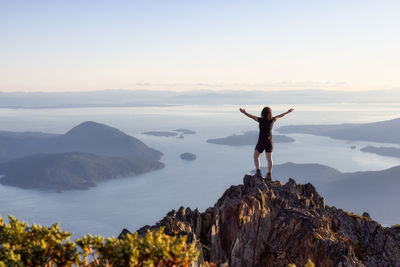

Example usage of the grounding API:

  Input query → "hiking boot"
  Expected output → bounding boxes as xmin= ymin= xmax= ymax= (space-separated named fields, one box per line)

xmin=265 ymin=172 xmax=272 ymax=182
xmin=255 ymin=169 xmax=262 ymax=178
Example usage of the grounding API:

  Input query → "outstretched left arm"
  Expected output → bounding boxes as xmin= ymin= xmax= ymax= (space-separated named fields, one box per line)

xmin=275 ymin=108 xmax=294 ymax=120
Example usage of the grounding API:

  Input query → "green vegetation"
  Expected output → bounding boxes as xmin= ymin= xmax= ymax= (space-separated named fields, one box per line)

xmin=0 ymin=152 xmax=165 ymax=191
xmin=288 ymin=258 xmax=315 ymax=267
xmin=305 ymin=259 xmax=315 ymax=267
xmin=344 ymin=211 xmax=369 ymax=221
xmin=391 ymin=224 xmax=400 ymax=230
xmin=0 ymin=215 xmax=199 ymax=266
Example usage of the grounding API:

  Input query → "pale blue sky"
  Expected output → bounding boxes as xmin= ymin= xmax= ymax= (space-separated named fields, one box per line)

xmin=1 ymin=0 xmax=399 ymax=91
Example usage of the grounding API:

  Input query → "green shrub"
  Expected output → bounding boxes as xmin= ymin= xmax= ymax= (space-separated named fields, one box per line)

xmin=0 ymin=215 xmax=199 ymax=266
xmin=391 ymin=224 xmax=400 ymax=230
xmin=344 ymin=211 xmax=369 ymax=221
xmin=288 ymin=258 xmax=315 ymax=267
xmin=305 ymin=258 xmax=315 ymax=267
xmin=0 ymin=215 xmax=79 ymax=266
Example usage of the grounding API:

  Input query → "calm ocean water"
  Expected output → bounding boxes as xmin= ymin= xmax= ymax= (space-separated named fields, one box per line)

xmin=0 ymin=103 xmax=400 ymax=238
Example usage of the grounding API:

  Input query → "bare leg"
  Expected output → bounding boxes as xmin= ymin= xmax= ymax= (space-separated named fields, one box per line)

xmin=266 ymin=152 xmax=273 ymax=173
xmin=254 ymin=149 xmax=261 ymax=170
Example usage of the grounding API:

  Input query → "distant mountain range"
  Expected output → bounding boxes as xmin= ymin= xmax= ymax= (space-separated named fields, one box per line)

xmin=256 ymin=162 xmax=341 ymax=185
xmin=276 ymin=117 xmax=400 ymax=144
xmin=206 ymin=131 xmax=295 ymax=146
xmin=0 ymin=121 xmax=164 ymax=191
xmin=1 ymin=89 xmax=399 ymax=108
xmin=0 ymin=152 xmax=164 ymax=190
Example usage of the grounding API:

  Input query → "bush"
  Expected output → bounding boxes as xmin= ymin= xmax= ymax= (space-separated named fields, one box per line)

xmin=288 ymin=258 xmax=315 ymax=267
xmin=0 ymin=215 xmax=199 ymax=266
xmin=344 ymin=211 xmax=369 ymax=221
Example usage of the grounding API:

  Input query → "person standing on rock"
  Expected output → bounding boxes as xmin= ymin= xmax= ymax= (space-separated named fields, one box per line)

xmin=240 ymin=106 xmax=294 ymax=182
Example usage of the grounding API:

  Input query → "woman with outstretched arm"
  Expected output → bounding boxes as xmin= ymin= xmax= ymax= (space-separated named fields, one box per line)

xmin=240 ymin=106 xmax=294 ymax=182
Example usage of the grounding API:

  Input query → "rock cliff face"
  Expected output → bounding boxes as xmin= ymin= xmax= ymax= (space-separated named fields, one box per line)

xmin=123 ymin=175 xmax=400 ymax=266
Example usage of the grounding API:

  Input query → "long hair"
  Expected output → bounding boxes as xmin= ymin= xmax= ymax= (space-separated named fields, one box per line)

xmin=261 ymin=106 xmax=272 ymax=120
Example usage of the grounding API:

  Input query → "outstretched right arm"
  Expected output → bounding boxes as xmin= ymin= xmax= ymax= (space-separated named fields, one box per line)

xmin=239 ymin=108 xmax=258 ymax=122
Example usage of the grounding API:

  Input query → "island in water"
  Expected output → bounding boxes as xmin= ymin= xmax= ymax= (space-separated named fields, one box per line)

xmin=142 ymin=129 xmax=196 ymax=137
xmin=206 ymin=131 xmax=295 ymax=146
xmin=173 ymin=129 xmax=196 ymax=134
xmin=276 ymin=117 xmax=400 ymax=144
xmin=180 ymin=153 xmax=196 ymax=161
xmin=142 ymin=131 xmax=178 ymax=137
xmin=0 ymin=121 xmax=163 ymax=163
xmin=360 ymin=146 xmax=400 ymax=158
xmin=0 ymin=152 xmax=165 ymax=191
xmin=0 ymin=121 xmax=164 ymax=191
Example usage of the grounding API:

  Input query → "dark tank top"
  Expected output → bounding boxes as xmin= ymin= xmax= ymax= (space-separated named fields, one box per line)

xmin=257 ymin=116 xmax=276 ymax=143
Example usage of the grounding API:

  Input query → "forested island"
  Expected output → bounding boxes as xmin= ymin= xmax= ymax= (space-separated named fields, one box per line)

xmin=173 ymin=129 xmax=196 ymax=134
xmin=0 ymin=121 xmax=164 ymax=191
xmin=206 ymin=131 xmax=295 ymax=146
xmin=180 ymin=153 xmax=196 ymax=161
xmin=142 ymin=131 xmax=178 ymax=137
xmin=0 ymin=152 xmax=164 ymax=191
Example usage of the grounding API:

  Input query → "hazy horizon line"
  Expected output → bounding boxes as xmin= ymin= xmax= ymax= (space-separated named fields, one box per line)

xmin=1 ymin=86 xmax=399 ymax=94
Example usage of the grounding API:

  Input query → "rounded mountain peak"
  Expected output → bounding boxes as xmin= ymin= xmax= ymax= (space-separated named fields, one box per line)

xmin=65 ymin=121 xmax=124 ymax=137
xmin=59 ymin=121 xmax=163 ymax=160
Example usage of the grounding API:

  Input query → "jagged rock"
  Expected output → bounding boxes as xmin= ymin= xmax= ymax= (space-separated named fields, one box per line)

xmin=118 ymin=228 xmax=132 ymax=239
xmin=122 ymin=175 xmax=400 ymax=266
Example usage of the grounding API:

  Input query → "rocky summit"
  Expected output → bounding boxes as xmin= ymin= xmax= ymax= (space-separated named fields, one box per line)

xmin=122 ymin=175 xmax=400 ymax=267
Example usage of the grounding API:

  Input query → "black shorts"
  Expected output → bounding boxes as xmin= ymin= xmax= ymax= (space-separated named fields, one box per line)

xmin=255 ymin=136 xmax=273 ymax=153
